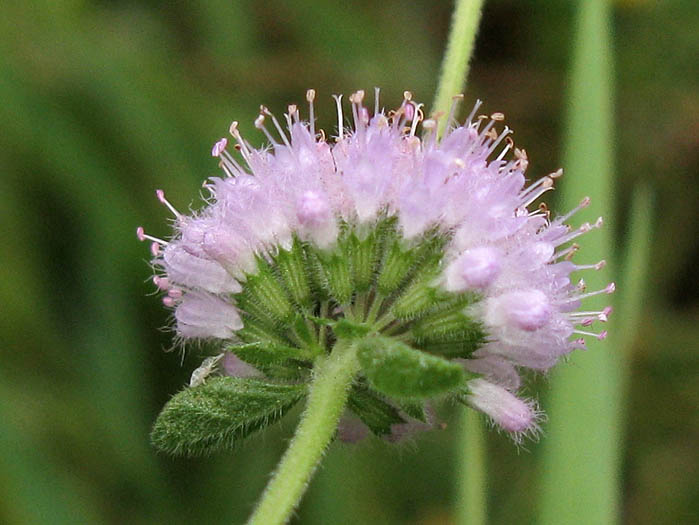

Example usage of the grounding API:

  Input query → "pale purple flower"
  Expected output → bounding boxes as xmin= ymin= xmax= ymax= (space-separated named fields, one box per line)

xmin=138 ymin=90 xmax=613 ymax=438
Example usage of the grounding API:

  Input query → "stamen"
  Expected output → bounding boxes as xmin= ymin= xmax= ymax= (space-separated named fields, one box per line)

xmin=554 ymin=243 xmax=580 ymax=261
xmin=374 ymin=87 xmax=381 ymax=117
xmin=573 ymin=329 xmax=608 ymax=340
xmin=514 ymin=147 xmax=529 ymax=170
xmin=558 ymin=196 xmax=591 ymax=223
xmin=332 ymin=94 xmax=344 ymax=140
xmin=261 ymin=106 xmax=292 ymax=148
xmin=487 ymin=126 xmax=512 ymax=156
xmin=520 ymin=177 xmax=554 ymax=208
xmin=573 ymin=259 xmax=607 ymax=271
xmin=575 ymin=282 xmax=616 ymax=301
xmin=156 ymin=189 xmax=183 ymax=220
xmin=465 ymin=99 xmax=483 ymax=126
xmin=229 ymin=121 xmax=252 ymax=161
xmin=306 ymin=89 xmax=316 ymax=137
xmin=349 ymin=91 xmax=363 ymax=130
xmin=446 ymin=94 xmax=464 ymax=131
xmin=136 ymin=226 xmax=167 ymax=245
xmin=288 ymin=104 xmax=299 ymax=125
xmin=254 ymin=114 xmax=279 ymax=146
xmin=410 ymin=103 xmax=424 ymax=137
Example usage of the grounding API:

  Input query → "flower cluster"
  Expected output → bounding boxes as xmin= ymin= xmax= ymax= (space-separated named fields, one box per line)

xmin=139 ymin=90 xmax=613 ymax=440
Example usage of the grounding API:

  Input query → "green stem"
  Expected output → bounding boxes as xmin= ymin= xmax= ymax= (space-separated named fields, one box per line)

xmin=247 ymin=340 xmax=360 ymax=525
xmin=431 ymin=2 xmax=487 ymax=523
xmin=432 ymin=0 xmax=486 ymax=136
xmin=456 ymin=409 xmax=486 ymax=525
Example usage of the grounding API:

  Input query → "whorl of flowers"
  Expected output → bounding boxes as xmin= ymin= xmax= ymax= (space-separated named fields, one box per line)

xmin=138 ymin=89 xmax=613 ymax=441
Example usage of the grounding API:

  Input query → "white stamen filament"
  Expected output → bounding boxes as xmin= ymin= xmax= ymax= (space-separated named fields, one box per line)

xmin=332 ymin=94 xmax=344 ymax=140
xmin=306 ymin=89 xmax=316 ymax=137
xmin=262 ymin=106 xmax=292 ymax=148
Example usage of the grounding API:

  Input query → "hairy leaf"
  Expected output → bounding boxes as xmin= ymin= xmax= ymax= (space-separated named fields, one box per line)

xmin=151 ymin=377 xmax=306 ymax=457
xmin=357 ymin=336 xmax=466 ymax=399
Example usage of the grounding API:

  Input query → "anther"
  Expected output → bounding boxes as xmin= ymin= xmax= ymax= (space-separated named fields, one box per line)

xmin=153 ymin=276 xmax=169 ymax=290
xmin=491 ymin=112 xmax=505 ymax=121
xmin=211 ymin=138 xmax=228 ymax=157
xmin=150 ymin=242 xmax=160 ymax=257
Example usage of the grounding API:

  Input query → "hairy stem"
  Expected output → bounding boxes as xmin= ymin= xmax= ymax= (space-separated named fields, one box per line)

xmin=432 ymin=0 xmax=486 ymax=136
xmin=247 ymin=339 xmax=360 ymax=525
xmin=456 ymin=409 xmax=486 ymax=525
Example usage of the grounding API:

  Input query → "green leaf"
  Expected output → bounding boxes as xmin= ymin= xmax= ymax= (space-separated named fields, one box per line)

xmin=151 ymin=377 xmax=306 ymax=457
xmin=346 ymin=384 xmax=405 ymax=436
xmin=357 ymin=336 xmax=466 ymax=399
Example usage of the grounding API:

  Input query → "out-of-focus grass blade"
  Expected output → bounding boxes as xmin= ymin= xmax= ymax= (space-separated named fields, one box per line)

xmin=616 ymin=184 xmax=654 ymax=355
xmin=0 ymin=380 xmax=102 ymax=524
xmin=538 ymin=1 xmax=620 ymax=524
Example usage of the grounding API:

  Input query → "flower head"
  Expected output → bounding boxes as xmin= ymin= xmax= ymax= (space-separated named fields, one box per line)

xmin=139 ymin=90 xmax=613 ymax=439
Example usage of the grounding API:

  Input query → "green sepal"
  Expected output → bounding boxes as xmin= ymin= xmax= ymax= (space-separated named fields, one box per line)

xmin=410 ymin=303 xmax=486 ymax=358
xmin=377 ymin=237 xmax=419 ymax=296
xmin=390 ymin=264 xmax=449 ymax=320
xmin=290 ymin=315 xmax=322 ymax=355
xmin=275 ymin=238 xmax=313 ymax=310
xmin=399 ymin=400 xmax=428 ymax=423
xmin=346 ymin=384 xmax=405 ymax=437
xmin=236 ymin=316 xmax=293 ymax=348
xmin=313 ymin=249 xmax=353 ymax=305
xmin=151 ymin=377 xmax=306 ymax=457
xmin=228 ymin=342 xmax=314 ymax=365
xmin=357 ymin=335 xmax=466 ymax=399
xmin=332 ymin=318 xmax=371 ymax=340
xmin=348 ymin=229 xmax=379 ymax=293
xmin=236 ymin=259 xmax=293 ymax=323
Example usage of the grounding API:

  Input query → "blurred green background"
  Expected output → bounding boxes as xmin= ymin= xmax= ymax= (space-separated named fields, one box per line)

xmin=1 ymin=0 xmax=697 ymax=523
